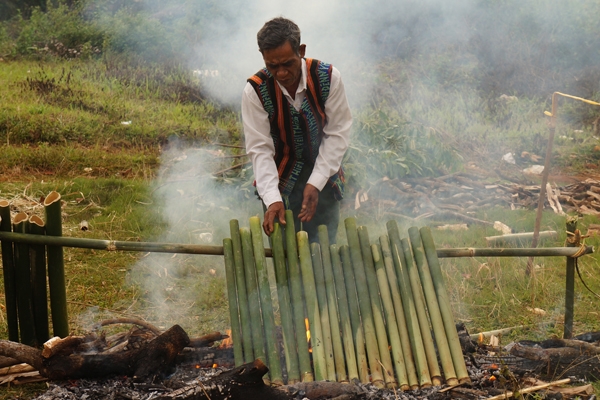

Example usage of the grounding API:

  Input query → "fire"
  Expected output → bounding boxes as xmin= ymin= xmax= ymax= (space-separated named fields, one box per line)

xmin=219 ymin=329 xmax=233 ymax=349
xmin=195 ymin=364 xmax=200 ymax=369
xmin=305 ymin=318 xmax=312 ymax=353
xmin=212 ymin=363 xmax=218 ymax=369
xmin=305 ymin=318 xmax=311 ymax=342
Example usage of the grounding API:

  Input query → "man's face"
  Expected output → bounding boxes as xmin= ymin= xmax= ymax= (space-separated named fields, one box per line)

xmin=262 ymin=41 xmax=306 ymax=92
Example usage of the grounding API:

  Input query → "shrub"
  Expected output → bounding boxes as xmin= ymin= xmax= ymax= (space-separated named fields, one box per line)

xmin=15 ymin=2 xmax=103 ymax=58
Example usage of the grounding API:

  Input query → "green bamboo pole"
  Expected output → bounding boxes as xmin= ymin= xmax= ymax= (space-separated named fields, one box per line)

xmin=339 ymin=245 xmax=369 ymax=383
xmin=284 ymin=210 xmax=313 ymax=382
xmin=400 ymin=237 xmax=441 ymax=385
xmin=239 ymin=227 xmax=266 ymax=370
xmin=408 ymin=227 xmax=455 ymax=386
xmin=223 ymin=238 xmax=244 ymax=366
xmin=436 ymin=247 xmax=593 ymax=258
xmin=13 ymin=213 xmax=36 ymax=346
xmin=356 ymin=226 xmax=396 ymax=388
xmin=0 ymin=200 xmax=19 ymax=342
xmin=379 ymin=235 xmax=419 ymax=390
xmin=310 ymin=242 xmax=336 ymax=381
xmin=44 ymin=191 xmax=69 ymax=338
xmin=297 ymin=231 xmax=327 ymax=381
xmin=420 ymin=227 xmax=471 ymax=384
xmin=318 ymin=226 xmax=347 ymax=383
xmin=229 ymin=220 xmax=254 ymax=364
xmin=330 ymin=244 xmax=359 ymax=382
xmin=29 ymin=215 xmax=50 ymax=345
xmin=272 ymin=223 xmax=300 ymax=384
xmin=249 ymin=216 xmax=283 ymax=386
xmin=371 ymin=243 xmax=409 ymax=390
xmin=0 ymin=230 xmax=590 ymax=259
xmin=344 ymin=218 xmax=384 ymax=388
xmin=386 ymin=220 xmax=431 ymax=388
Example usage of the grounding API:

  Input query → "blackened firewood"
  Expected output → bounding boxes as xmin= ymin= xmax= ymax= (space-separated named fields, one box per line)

xmin=0 ymin=325 xmax=190 ymax=381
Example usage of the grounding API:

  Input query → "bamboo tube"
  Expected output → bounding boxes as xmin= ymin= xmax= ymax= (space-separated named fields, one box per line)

xmin=249 ymin=216 xmax=283 ymax=386
xmin=386 ymin=220 xmax=431 ymax=388
xmin=239 ymin=228 xmax=267 ymax=369
xmin=408 ymin=227 xmax=455 ymax=386
xmin=284 ymin=210 xmax=313 ymax=382
xmin=13 ymin=213 xmax=36 ymax=346
xmin=486 ymin=378 xmax=571 ymax=400
xmin=318 ymin=226 xmax=347 ymax=383
xmin=229 ymin=220 xmax=254 ymax=364
xmin=485 ymin=231 xmax=557 ymax=247
xmin=29 ymin=215 xmax=50 ymax=345
xmin=223 ymin=238 xmax=244 ymax=366
xmin=271 ymin=223 xmax=300 ymax=384
xmin=310 ymin=242 xmax=336 ymax=382
xmin=356 ymin=226 xmax=396 ymax=388
xmin=379 ymin=235 xmax=419 ymax=390
xmin=344 ymin=218 xmax=384 ymax=388
xmin=0 ymin=200 xmax=19 ymax=342
xmin=43 ymin=192 xmax=69 ymax=338
xmin=330 ymin=244 xmax=359 ymax=382
xmin=371 ymin=243 xmax=409 ymax=390
xmin=339 ymin=245 xmax=369 ymax=383
xmin=297 ymin=231 xmax=327 ymax=381
xmin=0 ymin=230 xmax=590 ymax=259
xmin=400 ymin=237 xmax=441 ymax=384
xmin=420 ymin=227 xmax=471 ymax=384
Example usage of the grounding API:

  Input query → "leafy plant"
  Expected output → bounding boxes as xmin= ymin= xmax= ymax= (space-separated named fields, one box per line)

xmin=345 ymin=104 xmax=463 ymax=190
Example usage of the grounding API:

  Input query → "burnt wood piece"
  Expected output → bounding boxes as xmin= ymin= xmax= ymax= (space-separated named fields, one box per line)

xmin=157 ymin=359 xmax=366 ymax=400
xmin=188 ymin=331 xmax=229 ymax=348
xmin=0 ymin=325 xmax=190 ymax=380
xmin=509 ymin=339 xmax=600 ymax=380
xmin=42 ymin=333 xmax=105 ymax=358
xmin=0 ymin=356 xmax=21 ymax=369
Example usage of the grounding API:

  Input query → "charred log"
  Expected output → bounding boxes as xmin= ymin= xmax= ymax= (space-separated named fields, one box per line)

xmin=509 ymin=338 xmax=600 ymax=380
xmin=0 ymin=324 xmax=190 ymax=380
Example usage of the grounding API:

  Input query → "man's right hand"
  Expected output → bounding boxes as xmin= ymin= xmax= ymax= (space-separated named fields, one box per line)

xmin=263 ymin=201 xmax=286 ymax=236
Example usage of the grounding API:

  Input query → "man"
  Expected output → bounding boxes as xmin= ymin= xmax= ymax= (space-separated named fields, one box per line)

xmin=242 ymin=17 xmax=352 ymax=244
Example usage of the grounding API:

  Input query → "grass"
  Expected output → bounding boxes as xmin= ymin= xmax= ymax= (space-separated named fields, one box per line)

xmin=1 ymin=56 xmax=600 ymax=398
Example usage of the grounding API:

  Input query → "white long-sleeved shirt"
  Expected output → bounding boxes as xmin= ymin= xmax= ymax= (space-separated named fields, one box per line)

xmin=242 ymin=59 xmax=352 ymax=208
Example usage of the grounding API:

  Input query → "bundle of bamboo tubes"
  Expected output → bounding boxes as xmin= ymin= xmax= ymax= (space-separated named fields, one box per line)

xmin=0 ymin=192 xmax=69 ymax=345
xmin=223 ymin=213 xmax=470 ymax=389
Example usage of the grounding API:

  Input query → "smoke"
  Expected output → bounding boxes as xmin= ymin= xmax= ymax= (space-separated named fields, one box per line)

xmin=82 ymin=0 xmax=600 ymax=330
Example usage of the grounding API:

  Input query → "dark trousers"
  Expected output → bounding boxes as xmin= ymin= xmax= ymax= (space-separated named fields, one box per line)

xmin=287 ymin=166 xmax=340 ymax=244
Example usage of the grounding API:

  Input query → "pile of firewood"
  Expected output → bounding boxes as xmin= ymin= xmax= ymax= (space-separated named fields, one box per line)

xmin=353 ymin=170 xmax=600 ymax=224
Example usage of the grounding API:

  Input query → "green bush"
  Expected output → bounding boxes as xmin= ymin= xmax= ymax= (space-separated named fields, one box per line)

xmin=15 ymin=3 xmax=103 ymax=58
xmin=345 ymin=105 xmax=463 ymax=189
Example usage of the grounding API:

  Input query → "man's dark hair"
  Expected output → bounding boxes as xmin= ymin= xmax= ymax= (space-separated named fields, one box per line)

xmin=257 ymin=17 xmax=301 ymax=54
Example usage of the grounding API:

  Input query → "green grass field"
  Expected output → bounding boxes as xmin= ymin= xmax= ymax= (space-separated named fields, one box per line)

xmin=1 ymin=57 xmax=600 ymax=399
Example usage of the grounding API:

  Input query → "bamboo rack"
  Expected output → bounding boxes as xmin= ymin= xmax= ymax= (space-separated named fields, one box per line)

xmin=0 ymin=192 xmax=594 ymax=387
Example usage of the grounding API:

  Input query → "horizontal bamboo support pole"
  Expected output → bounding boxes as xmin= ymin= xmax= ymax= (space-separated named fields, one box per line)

xmin=436 ymin=246 xmax=593 ymax=258
xmin=0 ymin=231 xmax=591 ymax=259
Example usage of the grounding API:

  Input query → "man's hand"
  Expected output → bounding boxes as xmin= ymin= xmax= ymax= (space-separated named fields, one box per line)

xmin=298 ymin=184 xmax=319 ymax=222
xmin=263 ymin=201 xmax=286 ymax=236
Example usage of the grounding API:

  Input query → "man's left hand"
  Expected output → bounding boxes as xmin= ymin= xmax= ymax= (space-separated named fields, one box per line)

xmin=298 ymin=184 xmax=319 ymax=222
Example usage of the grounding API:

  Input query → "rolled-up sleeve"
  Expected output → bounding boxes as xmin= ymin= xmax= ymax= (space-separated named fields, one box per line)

xmin=307 ymin=66 xmax=352 ymax=191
